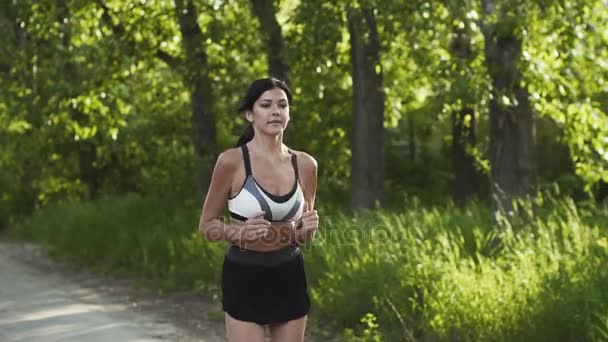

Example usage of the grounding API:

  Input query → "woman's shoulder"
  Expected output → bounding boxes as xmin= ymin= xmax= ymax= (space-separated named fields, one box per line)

xmin=289 ymin=149 xmax=318 ymax=170
xmin=215 ymin=147 xmax=242 ymax=171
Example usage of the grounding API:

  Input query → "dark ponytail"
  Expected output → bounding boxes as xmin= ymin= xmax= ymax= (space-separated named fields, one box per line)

xmin=234 ymin=77 xmax=292 ymax=148
xmin=235 ymin=123 xmax=255 ymax=147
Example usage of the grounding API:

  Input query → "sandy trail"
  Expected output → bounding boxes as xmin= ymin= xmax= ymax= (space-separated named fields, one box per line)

xmin=0 ymin=239 xmax=225 ymax=342
xmin=0 ymin=238 xmax=335 ymax=342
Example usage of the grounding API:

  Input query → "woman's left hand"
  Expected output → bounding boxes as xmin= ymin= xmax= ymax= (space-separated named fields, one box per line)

xmin=296 ymin=203 xmax=319 ymax=243
xmin=298 ymin=209 xmax=319 ymax=232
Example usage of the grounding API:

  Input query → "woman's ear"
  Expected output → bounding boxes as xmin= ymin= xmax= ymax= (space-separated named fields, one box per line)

xmin=245 ymin=110 xmax=253 ymax=123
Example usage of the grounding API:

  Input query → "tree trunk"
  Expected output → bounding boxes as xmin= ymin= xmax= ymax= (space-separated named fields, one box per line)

xmin=451 ymin=108 xmax=479 ymax=206
xmin=449 ymin=23 xmax=478 ymax=206
xmin=408 ymin=116 xmax=416 ymax=163
xmin=249 ymin=0 xmax=290 ymax=85
xmin=1 ymin=3 xmax=37 ymax=223
xmin=175 ymin=0 xmax=216 ymax=192
xmin=0 ymin=3 xmax=18 ymax=75
xmin=57 ymin=2 xmax=100 ymax=198
xmin=347 ymin=6 xmax=385 ymax=210
xmin=598 ymin=181 xmax=608 ymax=205
xmin=481 ymin=0 xmax=537 ymax=214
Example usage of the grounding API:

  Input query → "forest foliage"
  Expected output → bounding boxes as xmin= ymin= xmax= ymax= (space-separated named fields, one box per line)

xmin=2 ymin=0 xmax=608 ymax=340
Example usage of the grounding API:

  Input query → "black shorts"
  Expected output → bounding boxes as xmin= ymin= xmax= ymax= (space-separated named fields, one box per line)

xmin=221 ymin=252 xmax=311 ymax=325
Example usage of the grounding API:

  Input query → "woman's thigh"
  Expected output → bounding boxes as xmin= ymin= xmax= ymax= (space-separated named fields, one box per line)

xmin=225 ymin=312 xmax=266 ymax=342
xmin=269 ymin=316 xmax=307 ymax=342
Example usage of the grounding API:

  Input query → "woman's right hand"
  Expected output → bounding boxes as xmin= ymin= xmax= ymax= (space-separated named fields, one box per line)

xmin=230 ymin=211 xmax=270 ymax=246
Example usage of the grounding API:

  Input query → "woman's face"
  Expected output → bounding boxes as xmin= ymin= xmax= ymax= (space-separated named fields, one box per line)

xmin=247 ymin=87 xmax=290 ymax=137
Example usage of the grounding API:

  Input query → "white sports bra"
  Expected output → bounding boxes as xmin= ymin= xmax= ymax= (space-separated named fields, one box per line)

xmin=227 ymin=144 xmax=304 ymax=222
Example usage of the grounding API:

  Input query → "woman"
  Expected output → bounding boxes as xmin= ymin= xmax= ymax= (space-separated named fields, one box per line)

xmin=198 ymin=77 xmax=319 ymax=342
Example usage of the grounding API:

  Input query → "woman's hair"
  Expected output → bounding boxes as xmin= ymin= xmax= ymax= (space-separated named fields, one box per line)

xmin=235 ymin=78 xmax=292 ymax=147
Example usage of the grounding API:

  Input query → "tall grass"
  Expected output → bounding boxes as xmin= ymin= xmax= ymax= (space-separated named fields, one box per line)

xmin=9 ymin=195 xmax=225 ymax=292
xmin=310 ymin=197 xmax=608 ymax=341
xmin=8 ymin=194 xmax=608 ymax=341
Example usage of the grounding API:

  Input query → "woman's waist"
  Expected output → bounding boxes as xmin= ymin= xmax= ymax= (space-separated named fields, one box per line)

xmin=225 ymin=245 xmax=301 ymax=267
xmin=227 ymin=219 xmax=299 ymax=249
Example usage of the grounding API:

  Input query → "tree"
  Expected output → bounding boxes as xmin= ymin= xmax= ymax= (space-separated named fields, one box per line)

xmin=96 ymin=0 xmax=217 ymax=192
xmin=57 ymin=1 xmax=101 ymax=198
xmin=175 ymin=0 xmax=217 ymax=191
xmin=347 ymin=3 xmax=385 ymax=209
xmin=480 ymin=0 xmax=537 ymax=213
xmin=249 ymin=0 xmax=290 ymax=84
xmin=447 ymin=2 xmax=481 ymax=206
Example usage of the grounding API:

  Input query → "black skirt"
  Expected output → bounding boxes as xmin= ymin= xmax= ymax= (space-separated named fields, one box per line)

xmin=221 ymin=252 xmax=311 ymax=325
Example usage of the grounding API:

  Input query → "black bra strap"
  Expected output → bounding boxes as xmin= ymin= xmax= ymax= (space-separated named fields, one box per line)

xmin=290 ymin=151 xmax=299 ymax=180
xmin=244 ymin=145 xmax=298 ymax=180
xmin=241 ymin=144 xmax=252 ymax=176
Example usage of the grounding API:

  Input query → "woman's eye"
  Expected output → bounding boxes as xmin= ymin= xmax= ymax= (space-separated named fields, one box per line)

xmin=280 ymin=104 xmax=288 ymax=108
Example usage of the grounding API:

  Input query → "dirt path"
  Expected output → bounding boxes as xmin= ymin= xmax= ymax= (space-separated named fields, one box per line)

xmin=0 ymin=239 xmax=226 ymax=342
xmin=0 ymin=238 xmax=336 ymax=342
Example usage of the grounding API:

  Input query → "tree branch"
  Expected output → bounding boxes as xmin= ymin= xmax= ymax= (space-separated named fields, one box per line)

xmin=155 ymin=50 xmax=178 ymax=67
xmin=94 ymin=0 xmax=180 ymax=69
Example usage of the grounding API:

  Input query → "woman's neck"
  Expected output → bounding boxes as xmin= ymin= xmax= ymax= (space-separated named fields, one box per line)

xmin=249 ymin=134 xmax=287 ymax=160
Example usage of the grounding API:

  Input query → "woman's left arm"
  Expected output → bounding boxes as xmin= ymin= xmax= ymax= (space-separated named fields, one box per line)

xmin=295 ymin=152 xmax=319 ymax=244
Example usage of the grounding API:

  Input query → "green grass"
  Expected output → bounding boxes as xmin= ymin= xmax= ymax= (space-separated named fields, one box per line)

xmin=9 ymin=195 xmax=225 ymax=292
xmin=8 ymin=194 xmax=608 ymax=341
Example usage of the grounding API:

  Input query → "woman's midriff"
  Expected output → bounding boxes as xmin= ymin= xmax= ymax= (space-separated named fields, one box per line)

xmin=230 ymin=220 xmax=297 ymax=252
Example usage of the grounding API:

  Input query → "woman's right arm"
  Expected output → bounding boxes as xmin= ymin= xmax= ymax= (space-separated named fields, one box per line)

xmin=198 ymin=150 xmax=239 ymax=242
xmin=198 ymin=150 xmax=270 ymax=244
